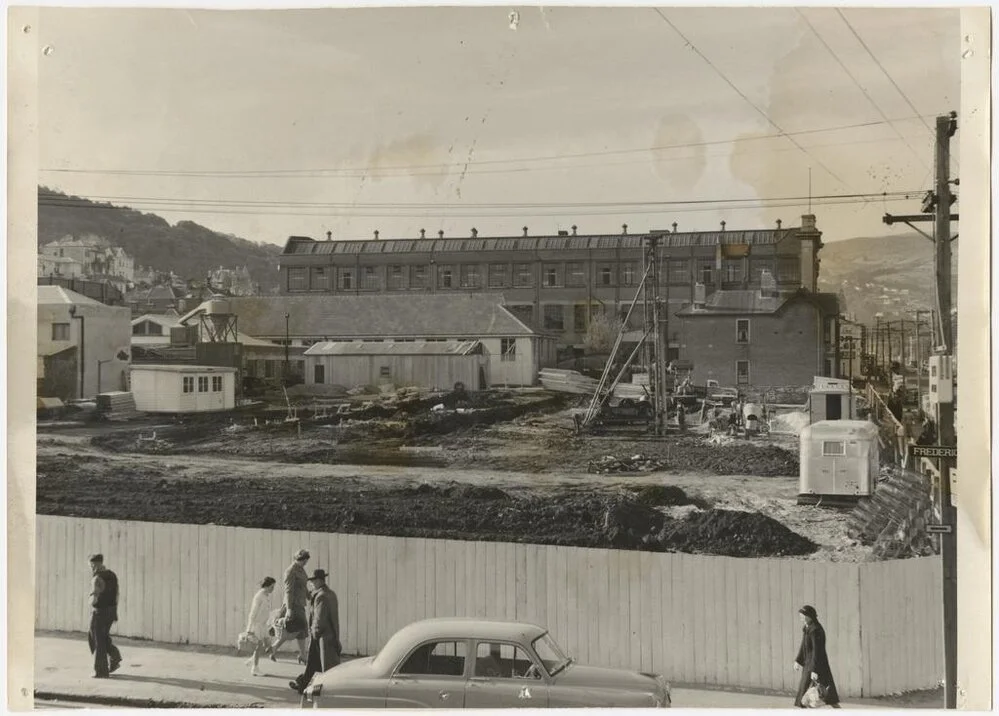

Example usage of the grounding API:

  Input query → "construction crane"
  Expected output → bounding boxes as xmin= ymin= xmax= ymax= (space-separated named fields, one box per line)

xmin=576 ymin=235 xmax=671 ymax=435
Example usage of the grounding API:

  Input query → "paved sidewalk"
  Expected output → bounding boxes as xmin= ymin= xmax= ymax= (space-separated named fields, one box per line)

xmin=35 ymin=632 xmax=941 ymax=709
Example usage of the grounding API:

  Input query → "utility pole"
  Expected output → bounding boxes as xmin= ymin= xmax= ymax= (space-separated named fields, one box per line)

xmin=934 ymin=113 xmax=958 ymax=711
xmin=883 ymin=112 xmax=958 ymax=708
xmin=874 ymin=316 xmax=881 ymax=378
xmin=644 ymin=235 xmax=667 ymax=436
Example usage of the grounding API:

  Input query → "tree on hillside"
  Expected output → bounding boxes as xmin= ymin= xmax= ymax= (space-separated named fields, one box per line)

xmin=583 ymin=309 xmax=623 ymax=354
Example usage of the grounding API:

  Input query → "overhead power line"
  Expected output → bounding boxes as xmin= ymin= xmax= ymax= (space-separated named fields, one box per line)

xmin=39 ymin=116 xmax=934 ymax=180
xmin=652 ymin=8 xmax=851 ymax=190
xmin=835 ymin=9 xmax=933 ymax=135
xmin=38 ymin=190 xmax=920 ymax=220
xmin=796 ymin=9 xmax=930 ymax=172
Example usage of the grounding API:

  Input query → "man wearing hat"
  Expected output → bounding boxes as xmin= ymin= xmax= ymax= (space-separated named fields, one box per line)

xmin=87 ymin=554 xmax=122 ymax=678
xmin=289 ymin=568 xmax=342 ymax=694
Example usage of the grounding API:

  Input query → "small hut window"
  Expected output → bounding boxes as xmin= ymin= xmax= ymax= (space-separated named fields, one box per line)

xmin=822 ymin=440 xmax=846 ymax=457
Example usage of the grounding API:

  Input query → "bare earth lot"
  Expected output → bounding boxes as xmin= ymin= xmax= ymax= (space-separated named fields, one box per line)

xmin=37 ymin=392 xmax=872 ymax=562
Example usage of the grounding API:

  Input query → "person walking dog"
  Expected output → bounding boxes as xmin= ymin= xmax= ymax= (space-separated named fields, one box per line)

xmin=289 ymin=569 xmax=342 ymax=694
xmin=87 ymin=554 xmax=122 ymax=678
xmin=793 ymin=605 xmax=840 ymax=708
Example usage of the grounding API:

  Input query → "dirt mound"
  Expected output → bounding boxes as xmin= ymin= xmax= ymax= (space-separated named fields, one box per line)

xmin=659 ymin=509 xmax=817 ymax=557
xmin=629 ymin=484 xmax=695 ymax=507
xmin=405 ymin=482 xmax=511 ymax=501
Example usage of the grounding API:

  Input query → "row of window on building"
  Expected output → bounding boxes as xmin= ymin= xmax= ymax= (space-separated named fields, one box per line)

xmin=286 ymin=258 xmax=802 ymax=292
xmin=181 ymin=375 xmax=225 ymax=394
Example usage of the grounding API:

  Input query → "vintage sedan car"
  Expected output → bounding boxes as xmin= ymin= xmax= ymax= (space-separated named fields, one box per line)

xmin=301 ymin=617 xmax=671 ymax=708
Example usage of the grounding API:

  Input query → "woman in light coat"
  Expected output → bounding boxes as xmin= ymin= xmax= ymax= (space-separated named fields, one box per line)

xmin=244 ymin=577 xmax=276 ymax=676
xmin=793 ymin=605 xmax=841 ymax=708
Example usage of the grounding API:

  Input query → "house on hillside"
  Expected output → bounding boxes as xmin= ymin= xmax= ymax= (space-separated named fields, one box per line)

xmin=674 ymin=284 xmax=840 ymax=388
xmin=38 ymin=285 xmax=132 ymax=400
xmin=125 ymin=284 xmax=180 ymax=316
xmin=178 ymin=293 xmax=556 ymax=387
xmin=42 ymin=235 xmax=135 ymax=282
xmin=38 ymin=255 xmax=84 ymax=280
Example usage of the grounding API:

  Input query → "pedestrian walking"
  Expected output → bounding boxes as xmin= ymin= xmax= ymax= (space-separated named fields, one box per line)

xmin=273 ymin=549 xmax=310 ymax=663
xmin=792 ymin=605 xmax=840 ymax=708
xmin=241 ymin=576 xmax=276 ymax=676
xmin=87 ymin=554 xmax=122 ymax=679
xmin=289 ymin=569 xmax=342 ymax=694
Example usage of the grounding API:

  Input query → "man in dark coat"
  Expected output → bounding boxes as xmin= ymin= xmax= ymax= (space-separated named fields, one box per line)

xmin=87 ymin=554 xmax=122 ymax=678
xmin=289 ymin=569 xmax=342 ymax=694
xmin=793 ymin=605 xmax=840 ymax=708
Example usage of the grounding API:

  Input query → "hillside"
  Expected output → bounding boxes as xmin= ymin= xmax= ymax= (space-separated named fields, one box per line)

xmin=818 ymin=233 xmax=958 ymax=325
xmin=37 ymin=187 xmax=282 ymax=292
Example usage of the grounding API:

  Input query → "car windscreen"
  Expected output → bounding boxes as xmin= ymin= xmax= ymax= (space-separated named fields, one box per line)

xmin=531 ymin=632 xmax=570 ymax=676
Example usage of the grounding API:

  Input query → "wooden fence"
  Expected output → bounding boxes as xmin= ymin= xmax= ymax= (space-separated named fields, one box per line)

xmin=35 ymin=515 xmax=942 ymax=697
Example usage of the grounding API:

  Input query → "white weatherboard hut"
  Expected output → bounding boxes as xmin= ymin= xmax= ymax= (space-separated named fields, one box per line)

xmin=130 ymin=364 xmax=237 ymax=413
xmin=798 ymin=419 xmax=880 ymax=505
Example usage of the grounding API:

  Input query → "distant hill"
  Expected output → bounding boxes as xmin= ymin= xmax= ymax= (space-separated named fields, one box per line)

xmin=818 ymin=233 xmax=958 ymax=325
xmin=37 ymin=187 xmax=282 ymax=292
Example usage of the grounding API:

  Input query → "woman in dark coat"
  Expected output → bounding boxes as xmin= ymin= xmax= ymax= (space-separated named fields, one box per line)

xmin=793 ymin=605 xmax=840 ymax=708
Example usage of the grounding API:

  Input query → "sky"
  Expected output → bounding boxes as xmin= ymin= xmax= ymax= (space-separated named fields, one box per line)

xmin=36 ymin=6 xmax=962 ymax=247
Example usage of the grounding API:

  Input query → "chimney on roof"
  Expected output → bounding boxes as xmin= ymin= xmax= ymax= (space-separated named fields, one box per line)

xmin=622 ymin=224 xmax=628 ymax=235
xmin=571 ymin=225 xmax=577 ymax=236
xmin=326 ymin=231 xmax=332 ymax=241
xmin=522 ymin=226 xmax=529 ymax=237
xmin=720 ymin=220 xmax=726 ymax=231
xmin=438 ymin=230 xmax=445 ymax=238
xmin=420 ymin=228 xmax=426 ymax=239
xmin=693 ymin=282 xmax=706 ymax=308
xmin=672 ymin=222 xmax=678 ymax=233
xmin=471 ymin=227 xmax=478 ymax=238
xmin=557 ymin=230 xmax=568 ymax=237
xmin=801 ymin=214 xmax=816 ymax=231
xmin=776 ymin=219 xmax=783 ymax=229
xmin=374 ymin=230 xmax=380 ymax=240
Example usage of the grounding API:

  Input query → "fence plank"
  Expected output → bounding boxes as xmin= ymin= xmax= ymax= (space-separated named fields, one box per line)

xmin=650 ymin=553 xmax=664 ymax=678
xmin=637 ymin=552 xmax=652 ymax=673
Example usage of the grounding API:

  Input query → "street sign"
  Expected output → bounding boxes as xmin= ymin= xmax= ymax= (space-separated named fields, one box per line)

xmin=927 ymin=524 xmax=953 ymax=535
xmin=911 ymin=445 xmax=958 ymax=459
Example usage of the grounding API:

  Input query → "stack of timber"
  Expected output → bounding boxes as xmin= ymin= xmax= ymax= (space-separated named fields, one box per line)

xmin=95 ymin=391 xmax=143 ymax=422
xmin=846 ymin=466 xmax=938 ymax=559
xmin=539 ymin=369 xmax=648 ymax=400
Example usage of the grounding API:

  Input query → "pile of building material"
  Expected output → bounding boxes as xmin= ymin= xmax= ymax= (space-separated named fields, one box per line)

xmin=588 ymin=453 xmax=669 ymax=474
xmin=846 ymin=466 xmax=938 ymax=559
xmin=539 ymin=368 xmax=647 ymax=399
xmin=768 ymin=409 xmax=811 ymax=436
xmin=95 ymin=391 xmax=142 ymax=422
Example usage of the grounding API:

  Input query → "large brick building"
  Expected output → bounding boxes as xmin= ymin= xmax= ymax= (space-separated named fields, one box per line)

xmin=277 ymin=214 xmax=840 ymax=386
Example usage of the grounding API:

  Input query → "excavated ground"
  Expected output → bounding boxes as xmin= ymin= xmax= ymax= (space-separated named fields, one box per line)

xmin=36 ymin=451 xmax=816 ymax=557
xmin=36 ymin=389 xmax=869 ymax=561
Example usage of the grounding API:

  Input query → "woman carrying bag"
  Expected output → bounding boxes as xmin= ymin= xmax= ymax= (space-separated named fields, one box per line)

xmin=793 ymin=605 xmax=841 ymax=708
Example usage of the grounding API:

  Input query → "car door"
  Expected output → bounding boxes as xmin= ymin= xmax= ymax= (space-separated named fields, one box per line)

xmin=464 ymin=641 xmax=549 ymax=708
xmin=384 ymin=639 xmax=469 ymax=709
